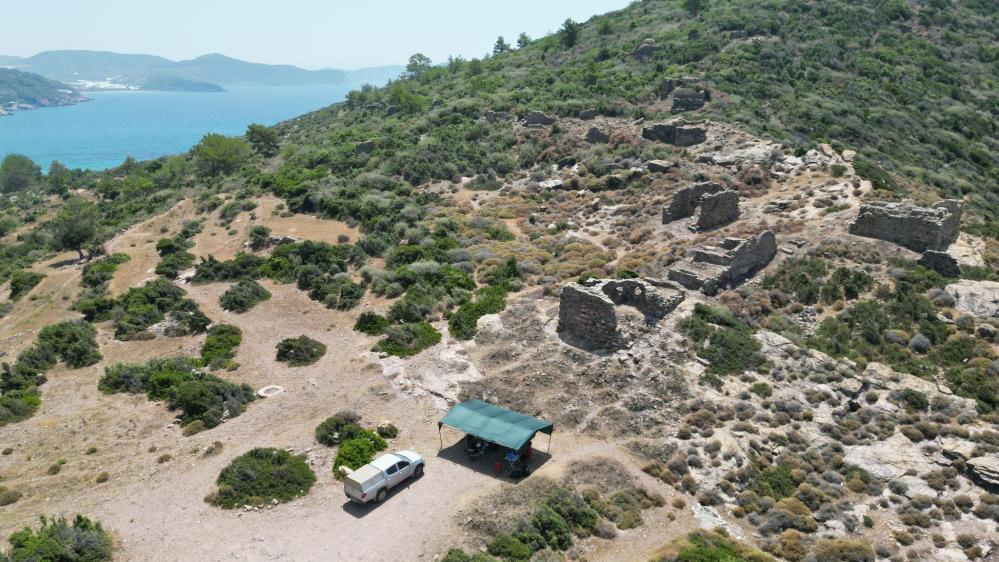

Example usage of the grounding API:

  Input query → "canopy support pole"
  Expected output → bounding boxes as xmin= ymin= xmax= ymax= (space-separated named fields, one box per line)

xmin=438 ymin=424 xmax=443 ymax=450
xmin=547 ymin=432 xmax=552 ymax=454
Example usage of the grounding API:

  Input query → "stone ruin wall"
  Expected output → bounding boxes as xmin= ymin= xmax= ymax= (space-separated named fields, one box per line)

xmin=848 ymin=200 xmax=963 ymax=252
xmin=557 ymin=279 xmax=685 ymax=350
xmin=662 ymin=182 xmax=740 ymax=231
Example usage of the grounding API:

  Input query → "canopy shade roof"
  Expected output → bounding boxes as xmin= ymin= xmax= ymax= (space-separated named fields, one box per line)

xmin=439 ymin=400 xmax=553 ymax=451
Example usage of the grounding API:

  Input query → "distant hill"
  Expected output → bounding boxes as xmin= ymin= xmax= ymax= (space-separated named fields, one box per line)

xmin=1 ymin=50 xmax=403 ymax=90
xmin=139 ymin=75 xmax=224 ymax=92
xmin=0 ymin=68 xmax=88 ymax=114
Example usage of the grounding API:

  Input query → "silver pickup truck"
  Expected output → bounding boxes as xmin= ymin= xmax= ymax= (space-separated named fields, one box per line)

xmin=344 ymin=450 xmax=425 ymax=503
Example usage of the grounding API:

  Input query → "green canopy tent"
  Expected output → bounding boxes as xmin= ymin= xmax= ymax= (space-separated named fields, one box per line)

xmin=438 ymin=399 xmax=553 ymax=452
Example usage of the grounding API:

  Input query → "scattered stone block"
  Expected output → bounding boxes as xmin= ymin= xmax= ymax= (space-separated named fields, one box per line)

xmin=585 ymin=127 xmax=609 ymax=144
xmin=355 ymin=140 xmax=375 ymax=155
xmin=557 ymin=278 xmax=685 ymax=350
xmin=667 ymin=231 xmax=777 ymax=295
xmin=917 ymin=250 xmax=961 ymax=278
xmin=524 ymin=111 xmax=557 ymax=126
xmin=671 ymin=87 xmax=707 ymax=112
xmin=578 ymin=109 xmax=597 ymax=120
xmin=647 ymin=160 xmax=676 ymax=173
xmin=945 ymin=279 xmax=999 ymax=320
xmin=849 ymin=199 xmax=962 ymax=252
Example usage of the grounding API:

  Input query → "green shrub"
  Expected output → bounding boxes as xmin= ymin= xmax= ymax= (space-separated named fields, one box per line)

xmin=354 ymin=311 xmax=389 ymax=335
xmin=208 ymin=448 xmax=316 ymax=508
xmin=449 ymin=285 xmax=508 ymax=340
xmin=544 ymin=489 xmax=600 ymax=537
xmin=314 ymin=411 xmax=361 ymax=446
xmin=200 ymin=324 xmax=242 ymax=369
xmin=80 ymin=253 xmax=131 ymax=291
xmin=332 ymin=431 xmax=388 ymax=476
xmin=442 ymin=549 xmax=471 ymax=562
xmin=99 ymin=357 xmax=255 ymax=428
xmin=97 ymin=278 xmax=209 ymax=339
xmin=276 ymin=335 xmax=327 ymax=366
xmin=8 ymin=270 xmax=44 ymax=300
xmin=219 ymin=279 xmax=272 ymax=313
xmin=6 ymin=515 xmax=112 ymax=561
xmin=0 ymin=487 xmax=22 ymax=506
xmin=531 ymin=506 xmax=573 ymax=551
xmin=749 ymin=464 xmax=796 ymax=501
xmin=376 ymin=322 xmax=441 ymax=357
xmin=487 ymin=534 xmax=532 ymax=561
xmin=679 ymin=304 xmax=765 ymax=377
xmin=667 ymin=530 xmax=772 ymax=562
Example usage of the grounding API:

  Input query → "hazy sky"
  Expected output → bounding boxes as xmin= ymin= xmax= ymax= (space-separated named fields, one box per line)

xmin=1 ymin=0 xmax=633 ymax=69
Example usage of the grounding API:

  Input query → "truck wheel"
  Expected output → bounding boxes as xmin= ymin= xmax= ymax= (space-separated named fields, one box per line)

xmin=414 ymin=465 xmax=424 ymax=479
xmin=376 ymin=488 xmax=387 ymax=502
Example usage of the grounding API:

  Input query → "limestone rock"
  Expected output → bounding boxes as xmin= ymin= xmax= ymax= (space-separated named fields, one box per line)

xmin=647 ymin=160 xmax=676 ymax=173
xmin=945 ymin=279 xmax=999 ymax=320
xmin=579 ymin=109 xmax=597 ymax=120
xmin=849 ymin=199 xmax=962 ymax=252
xmin=844 ymin=433 xmax=933 ymax=482
xmin=968 ymin=456 xmax=999 ymax=487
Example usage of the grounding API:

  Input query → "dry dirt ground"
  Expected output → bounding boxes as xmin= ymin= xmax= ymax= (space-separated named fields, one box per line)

xmin=0 ymin=209 xmax=693 ymax=562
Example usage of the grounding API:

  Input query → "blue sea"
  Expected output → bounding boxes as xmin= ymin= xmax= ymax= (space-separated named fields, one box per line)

xmin=0 ymin=85 xmax=355 ymax=171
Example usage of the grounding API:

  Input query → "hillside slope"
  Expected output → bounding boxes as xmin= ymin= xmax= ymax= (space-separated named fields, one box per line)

xmin=0 ymin=68 xmax=87 ymax=113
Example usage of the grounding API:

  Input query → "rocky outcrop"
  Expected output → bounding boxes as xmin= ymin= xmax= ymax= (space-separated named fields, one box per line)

xmin=848 ymin=200 xmax=962 ymax=252
xmin=662 ymin=182 xmax=740 ymax=231
xmin=642 ymin=122 xmax=707 ymax=147
xmin=945 ymin=279 xmax=999 ymax=320
xmin=557 ymin=278 xmax=685 ymax=350
xmin=968 ymin=457 xmax=999 ymax=488
xmin=647 ymin=160 xmax=676 ymax=173
xmin=355 ymin=140 xmax=375 ymax=155
xmin=524 ymin=111 xmax=557 ymax=126
xmin=659 ymin=78 xmax=710 ymax=112
xmin=633 ymin=39 xmax=659 ymax=62
xmin=667 ymin=231 xmax=777 ymax=295
xmin=585 ymin=127 xmax=609 ymax=144
xmin=918 ymin=250 xmax=961 ymax=278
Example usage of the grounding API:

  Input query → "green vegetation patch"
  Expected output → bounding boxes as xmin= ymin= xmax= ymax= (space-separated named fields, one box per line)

xmin=331 ymin=428 xmax=388 ymax=477
xmin=353 ymin=311 xmax=389 ymax=335
xmin=219 ymin=279 xmax=272 ymax=313
xmin=99 ymin=357 xmax=255 ymax=428
xmin=1 ymin=320 xmax=102 ymax=427
xmin=314 ymin=410 xmax=362 ymax=446
xmin=4 ymin=515 xmax=112 ymax=562
xmin=200 ymin=324 xmax=242 ymax=369
xmin=82 ymin=278 xmax=209 ymax=340
xmin=275 ymin=335 xmax=327 ymax=366
xmin=679 ymin=304 xmax=766 ymax=383
xmin=7 ymin=270 xmax=44 ymax=301
xmin=207 ymin=448 xmax=316 ymax=509
xmin=154 ymin=220 xmax=202 ymax=279
xmin=376 ymin=322 xmax=441 ymax=357
xmin=763 ymin=257 xmax=873 ymax=306
xmin=654 ymin=530 xmax=774 ymax=562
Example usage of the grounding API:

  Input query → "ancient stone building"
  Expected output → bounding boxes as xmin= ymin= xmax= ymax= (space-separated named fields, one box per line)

xmin=642 ymin=122 xmax=707 ymax=147
xmin=662 ymin=182 xmax=740 ymax=231
xmin=918 ymin=250 xmax=961 ymax=278
xmin=557 ymin=278 xmax=685 ymax=350
xmin=659 ymin=78 xmax=710 ymax=113
xmin=667 ymin=231 xmax=778 ymax=295
xmin=848 ymin=200 xmax=962 ymax=252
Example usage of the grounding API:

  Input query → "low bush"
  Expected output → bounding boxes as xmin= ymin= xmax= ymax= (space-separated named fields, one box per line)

xmin=679 ymin=304 xmax=765 ymax=378
xmin=80 ymin=253 xmax=131 ymax=291
xmin=314 ymin=411 xmax=362 ymax=446
xmin=7 ymin=270 xmax=44 ymax=300
xmin=92 ymin=278 xmax=209 ymax=339
xmin=99 ymin=357 xmax=255 ymax=428
xmin=219 ymin=279 xmax=271 ymax=313
xmin=5 ymin=515 xmax=112 ymax=561
xmin=332 ymin=431 xmax=388 ymax=476
xmin=200 ymin=324 xmax=242 ymax=369
xmin=276 ymin=335 xmax=327 ymax=366
xmin=449 ymin=285 xmax=508 ymax=340
xmin=0 ymin=486 xmax=22 ymax=506
xmin=354 ymin=311 xmax=389 ymax=335
xmin=654 ymin=530 xmax=773 ymax=562
xmin=376 ymin=322 xmax=441 ymax=357
xmin=207 ymin=448 xmax=316 ymax=508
